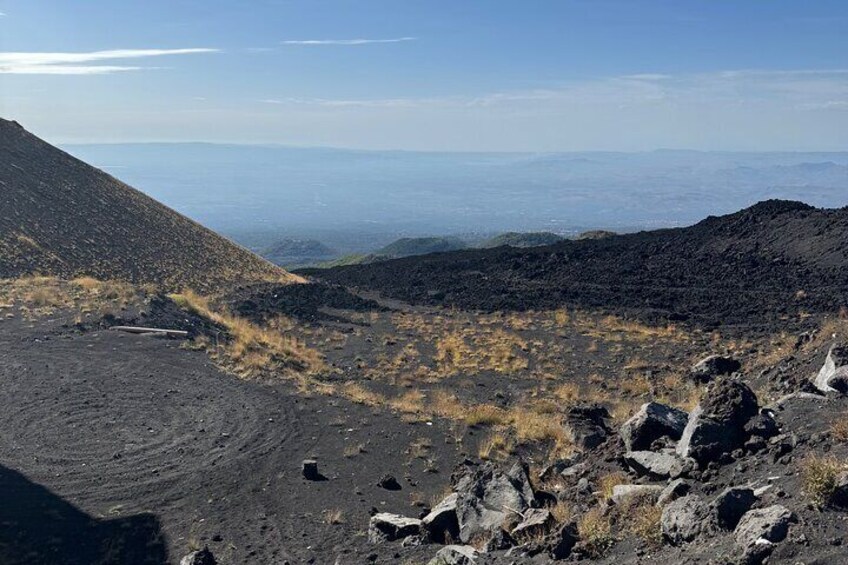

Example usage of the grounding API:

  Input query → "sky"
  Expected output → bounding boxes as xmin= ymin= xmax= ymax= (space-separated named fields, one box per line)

xmin=0 ymin=0 xmax=847 ymax=151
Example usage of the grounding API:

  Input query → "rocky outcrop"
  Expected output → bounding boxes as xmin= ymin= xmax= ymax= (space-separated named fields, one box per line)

xmin=619 ymin=402 xmax=688 ymax=451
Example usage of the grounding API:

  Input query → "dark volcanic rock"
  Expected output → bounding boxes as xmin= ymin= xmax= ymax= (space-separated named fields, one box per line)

xmin=307 ymin=199 xmax=848 ymax=331
xmin=427 ymin=545 xmax=479 ymax=565
xmin=677 ymin=378 xmax=759 ymax=464
xmin=690 ymin=354 xmax=742 ymax=383
xmin=661 ymin=495 xmax=711 ymax=545
xmin=734 ymin=505 xmax=796 ymax=564
xmin=620 ymin=401 xmax=688 ymax=451
xmin=368 ymin=513 xmax=423 ymax=544
xmin=564 ymin=405 xmax=611 ymax=450
xmin=180 ymin=548 xmax=217 ymax=565
xmin=623 ymin=450 xmax=690 ymax=479
xmin=453 ymin=461 xmax=535 ymax=544
xmin=422 ymin=493 xmax=459 ymax=544
xmin=712 ymin=487 xmax=756 ymax=530
xmin=301 ymin=459 xmax=321 ymax=481
xmin=377 ymin=474 xmax=402 ymax=491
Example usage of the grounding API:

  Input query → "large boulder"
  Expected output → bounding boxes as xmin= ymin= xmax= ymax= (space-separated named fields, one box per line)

xmin=712 ymin=487 xmax=756 ymax=530
xmin=734 ymin=505 xmax=796 ymax=564
xmin=691 ymin=355 xmax=741 ymax=383
xmin=661 ymin=495 xmax=711 ymax=545
xmin=368 ymin=513 xmax=423 ymax=544
xmin=813 ymin=344 xmax=848 ymax=394
xmin=454 ymin=462 xmax=535 ymax=544
xmin=620 ymin=402 xmax=688 ymax=451
xmin=623 ymin=450 xmax=691 ymax=479
xmin=677 ymin=378 xmax=759 ymax=464
xmin=423 ymin=493 xmax=460 ymax=544
xmin=564 ymin=404 xmax=611 ymax=450
xmin=427 ymin=545 xmax=479 ymax=565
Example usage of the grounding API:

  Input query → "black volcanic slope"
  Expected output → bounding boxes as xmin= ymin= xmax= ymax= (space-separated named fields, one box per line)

xmin=304 ymin=200 xmax=848 ymax=330
xmin=0 ymin=119 xmax=290 ymax=291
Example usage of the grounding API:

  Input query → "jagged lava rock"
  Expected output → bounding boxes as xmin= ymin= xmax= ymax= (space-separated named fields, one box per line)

xmin=564 ymin=404 xmax=611 ymax=450
xmin=691 ymin=354 xmax=741 ymax=383
xmin=677 ymin=378 xmax=759 ymax=464
xmin=623 ymin=450 xmax=690 ymax=479
xmin=368 ymin=513 xmax=423 ymax=544
xmin=620 ymin=401 xmax=688 ymax=451
xmin=422 ymin=493 xmax=459 ymax=543
xmin=734 ymin=505 xmax=796 ymax=564
xmin=712 ymin=486 xmax=756 ymax=530
xmin=427 ymin=545 xmax=479 ymax=565
xmin=661 ymin=495 xmax=711 ymax=545
xmin=454 ymin=461 xmax=535 ymax=543
xmin=180 ymin=548 xmax=216 ymax=565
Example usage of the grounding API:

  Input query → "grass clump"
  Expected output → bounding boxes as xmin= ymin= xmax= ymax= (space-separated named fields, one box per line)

xmin=802 ymin=454 xmax=844 ymax=508
xmin=577 ymin=508 xmax=615 ymax=558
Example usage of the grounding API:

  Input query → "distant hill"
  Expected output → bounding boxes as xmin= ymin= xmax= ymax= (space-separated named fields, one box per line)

xmin=377 ymin=236 xmax=468 ymax=258
xmin=306 ymin=236 xmax=468 ymax=268
xmin=0 ymin=119 xmax=293 ymax=291
xmin=261 ymin=239 xmax=337 ymax=268
xmin=576 ymin=230 xmax=616 ymax=240
xmin=480 ymin=232 xmax=563 ymax=248
xmin=307 ymin=200 xmax=848 ymax=330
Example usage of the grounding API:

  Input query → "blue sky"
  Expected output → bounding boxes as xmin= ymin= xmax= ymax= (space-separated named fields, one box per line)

xmin=1 ymin=0 xmax=846 ymax=151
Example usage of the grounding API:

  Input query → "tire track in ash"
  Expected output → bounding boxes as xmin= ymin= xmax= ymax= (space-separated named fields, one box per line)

xmin=0 ymin=329 xmax=304 ymax=508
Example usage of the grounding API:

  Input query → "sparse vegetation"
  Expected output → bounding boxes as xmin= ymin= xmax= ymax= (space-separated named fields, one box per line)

xmin=802 ymin=455 xmax=844 ymax=508
xmin=577 ymin=508 xmax=615 ymax=558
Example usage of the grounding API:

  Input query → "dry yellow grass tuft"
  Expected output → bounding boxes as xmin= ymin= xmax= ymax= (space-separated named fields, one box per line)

xmin=802 ymin=454 xmax=845 ymax=508
xmin=577 ymin=508 xmax=615 ymax=558
xmin=598 ymin=472 xmax=628 ymax=502
xmin=831 ymin=414 xmax=848 ymax=442
xmin=170 ymin=289 xmax=326 ymax=380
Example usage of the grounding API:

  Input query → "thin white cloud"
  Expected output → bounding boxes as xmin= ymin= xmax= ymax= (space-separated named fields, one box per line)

xmin=0 ymin=48 xmax=217 ymax=75
xmin=282 ymin=37 xmax=416 ymax=46
xmin=257 ymin=69 xmax=848 ymax=115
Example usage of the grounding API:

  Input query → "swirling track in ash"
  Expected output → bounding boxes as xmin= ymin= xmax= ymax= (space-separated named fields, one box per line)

xmin=0 ymin=330 xmax=302 ymax=507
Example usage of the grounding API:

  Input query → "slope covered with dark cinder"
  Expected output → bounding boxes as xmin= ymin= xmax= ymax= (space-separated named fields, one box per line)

xmin=304 ymin=200 xmax=848 ymax=331
xmin=0 ymin=119 xmax=292 ymax=291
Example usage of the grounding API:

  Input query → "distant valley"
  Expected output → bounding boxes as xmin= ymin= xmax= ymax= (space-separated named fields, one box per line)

xmin=63 ymin=144 xmax=848 ymax=259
